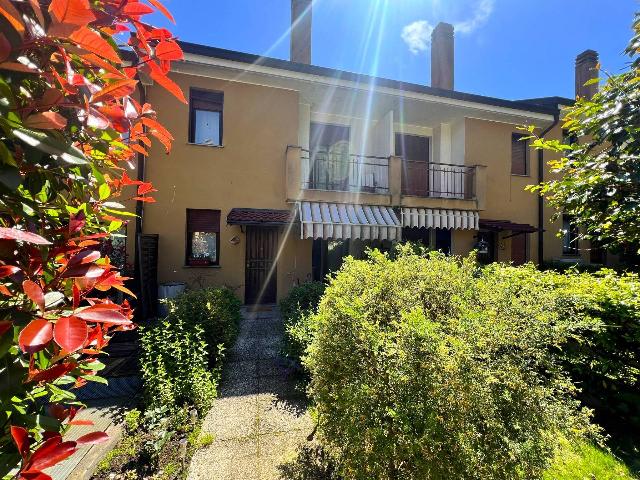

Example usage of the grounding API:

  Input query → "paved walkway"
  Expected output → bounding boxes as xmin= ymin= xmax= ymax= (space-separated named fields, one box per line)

xmin=188 ymin=306 xmax=313 ymax=480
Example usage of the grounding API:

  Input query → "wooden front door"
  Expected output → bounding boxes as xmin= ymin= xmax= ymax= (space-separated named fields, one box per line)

xmin=395 ymin=133 xmax=430 ymax=196
xmin=245 ymin=226 xmax=278 ymax=304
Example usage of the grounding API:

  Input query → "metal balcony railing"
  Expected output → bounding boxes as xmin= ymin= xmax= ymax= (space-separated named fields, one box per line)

xmin=301 ymin=149 xmax=390 ymax=194
xmin=402 ymin=161 xmax=476 ymax=200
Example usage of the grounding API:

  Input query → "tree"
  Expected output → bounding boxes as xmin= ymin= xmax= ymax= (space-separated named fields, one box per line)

xmin=0 ymin=0 xmax=184 ymax=477
xmin=527 ymin=14 xmax=640 ymax=255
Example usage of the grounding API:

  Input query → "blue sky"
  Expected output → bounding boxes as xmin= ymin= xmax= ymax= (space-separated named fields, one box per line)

xmin=149 ymin=0 xmax=637 ymax=100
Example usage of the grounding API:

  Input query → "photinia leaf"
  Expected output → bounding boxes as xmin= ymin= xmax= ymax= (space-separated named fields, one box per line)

xmin=122 ymin=3 xmax=154 ymax=16
xmin=0 ymin=227 xmax=51 ymax=244
xmin=147 ymin=0 xmax=175 ymax=23
xmin=0 ymin=0 xmax=26 ymax=36
xmin=69 ymin=27 xmax=120 ymax=64
xmin=75 ymin=305 xmax=129 ymax=324
xmin=10 ymin=425 xmax=30 ymax=459
xmin=18 ymin=319 xmax=53 ymax=354
xmin=155 ymin=40 xmax=183 ymax=61
xmin=91 ymin=78 xmax=137 ymax=103
xmin=21 ymin=472 xmax=53 ymax=480
xmin=62 ymin=263 xmax=104 ymax=279
xmin=23 ymin=280 xmax=45 ymax=314
xmin=54 ymin=316 xmax=88 ymax=352
xmin=67 ymin=419 xmax=94 ymax=426
xmin=0 ymin=320 xmax=12 ymax=336
xmin=76 ymin=431 xmax=108 ymax=445
xmin=0 ymin=265 xmax=20 ymax=278
xmin=28 ymin=362 xmax=76 ymax=383
xmin=49 ymin=0 xmax=96 ymax=25
xmin=24 ymin=112 xmax=68 ymax=130
xmin=147 ymin=63 xmax=186 ymax=103
xmin=24 ymin=436 xmax=77 ymax=471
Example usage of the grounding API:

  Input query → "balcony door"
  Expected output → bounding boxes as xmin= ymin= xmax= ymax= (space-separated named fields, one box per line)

xmin=309 ymin=123 xmax=350 ymax=191
xmin=395 ymin=133 xmax=430 ymax=196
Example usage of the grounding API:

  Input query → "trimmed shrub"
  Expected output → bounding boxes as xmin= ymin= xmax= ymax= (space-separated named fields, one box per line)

xmin=280 ymin=282 xmax=326 ymax=365
xmin=168 ymin=287 xmax=241 ymax=368
xmin=306 ymin=249 xmax=599 ymax=480
xmin=140 ymin=315 xmax=217 ymax=413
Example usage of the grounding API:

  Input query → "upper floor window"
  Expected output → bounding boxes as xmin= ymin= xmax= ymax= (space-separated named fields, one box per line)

xmin=308 ymin=123 xmax=350 ymax=190
xmin=186 ymin=209 xmax=220 ymax=266
xmin=562 ymin=214 xmax=579 ymax=256
xmin=189 ymin=89 xmax=223 ymax=146
xmin=511 ymin=133 xmax=529 ymax=176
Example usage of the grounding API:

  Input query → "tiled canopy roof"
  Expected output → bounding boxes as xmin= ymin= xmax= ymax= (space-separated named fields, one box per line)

xmin=227 ymin=208 xmax=294 ymax=226
xmin=479 ymin=219 xmax=537 ymax=233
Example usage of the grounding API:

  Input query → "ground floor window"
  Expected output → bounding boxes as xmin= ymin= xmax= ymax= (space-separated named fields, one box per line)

xmin=402 ymin=227 xmax=452 ymax=254
xmin=186 ymin=209 xmax=220 ymax=266
xmin=510 ymin=233 xmax=528 ymax=265
xmin=312 ymin=238 xmax=394 ymax=281
xmin=562 ymin=214 xmax=579 ymax=256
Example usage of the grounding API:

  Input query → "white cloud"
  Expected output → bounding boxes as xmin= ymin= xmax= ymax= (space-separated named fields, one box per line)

xmin=401 ymin=20 xmax=434 ymax=55
xmin=454 ymin=0 xmax=495 ymax=34
xmin=401 ymin=0 xmax=494 ymax=54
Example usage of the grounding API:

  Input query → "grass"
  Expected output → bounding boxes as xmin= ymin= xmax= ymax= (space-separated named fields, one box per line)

xmin=544 ymin=438 xmax=637 ymax=480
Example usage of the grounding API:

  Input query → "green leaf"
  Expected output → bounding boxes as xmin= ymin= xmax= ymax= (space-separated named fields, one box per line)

xmin=13 ymin=128 xmax=88 ymax=165
xmin=99 ymin=183 xmax=111 ymax=200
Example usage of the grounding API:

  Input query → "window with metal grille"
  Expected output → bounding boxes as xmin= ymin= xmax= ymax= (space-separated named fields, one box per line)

xmin=189 ymin=89 xmax=223 ymax=146
xmin=186 ymin=209 xmax=220 ymax=266
xmin=511 ymin=133 xmax=529 ymax=176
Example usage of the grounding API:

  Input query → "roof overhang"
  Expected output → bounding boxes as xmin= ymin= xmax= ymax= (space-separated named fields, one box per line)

xmin=227 ymin=208 xmax=294 ymax=226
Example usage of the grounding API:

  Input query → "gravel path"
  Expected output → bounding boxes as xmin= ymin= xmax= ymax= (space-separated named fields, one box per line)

xmin=188 ymin=306 xmax=312 ymax=480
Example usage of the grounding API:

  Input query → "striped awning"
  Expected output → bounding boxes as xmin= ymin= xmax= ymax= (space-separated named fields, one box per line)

xmin=298 ymin=202 xmax=401 ymax=241
xmin=401 ymin=208 xmax=479 ymax=230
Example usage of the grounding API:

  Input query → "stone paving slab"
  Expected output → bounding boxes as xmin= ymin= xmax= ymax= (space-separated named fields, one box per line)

xmin=188 ymin=306 xmax=313 ymax=480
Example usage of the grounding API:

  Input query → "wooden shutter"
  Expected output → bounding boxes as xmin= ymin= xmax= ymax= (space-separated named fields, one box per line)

xmin=187 ymin=209 xmax=220 ymax=232
xmin=511 ymin=133 xmax=528 ymax=175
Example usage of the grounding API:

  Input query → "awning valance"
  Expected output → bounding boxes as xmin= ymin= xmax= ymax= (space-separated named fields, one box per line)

xmin=479 ymin=219 xmax=536 ymax=233
xmin=227 ymin=208 xmax=294 ymax=226
xmin=298 ymin=202 xmax=401 ymax=241
xmin=401 ymin=208 xmax=479 ymax=230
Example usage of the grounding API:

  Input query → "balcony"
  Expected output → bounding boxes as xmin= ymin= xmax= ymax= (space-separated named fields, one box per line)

xmin=301 ymin=149 xmax=389 ymax=194
xmin=402 ymin=161 xmax=475 ymax=200
xmin=286 ymin=146 xmax=486 ymax=210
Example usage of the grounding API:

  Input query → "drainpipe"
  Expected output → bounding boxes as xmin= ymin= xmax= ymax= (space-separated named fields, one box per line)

xmin=133 ymin=82 xmax=147 ymax=290
xmin=537 ymin=111 xmax=559 ymax=267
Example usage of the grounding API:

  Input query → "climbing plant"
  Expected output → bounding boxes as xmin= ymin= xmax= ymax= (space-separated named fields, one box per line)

xmin=0 ymin=0 xmax=184 ymax=477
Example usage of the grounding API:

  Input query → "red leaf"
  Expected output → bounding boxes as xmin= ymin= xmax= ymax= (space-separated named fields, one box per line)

xmin=76 ymin=431 xmax=108 ymax=445
xmin=137 ymin=182 xmax=156 ymax=195
xmin=68 ymin=419 xmax=93 ymax=426
xmin=0 ymin=284 xmax=11 ymax=296
xmin=147 ymin=0 xmax=174 ymax=23
xmin=19 ymin=319 xmax=53 ymax=354
xmin=62 ymin=264 xmax=104 ymax=279
xmin=25 ymin=436 xmax=77 ymax=471
xmin=0 ymin=228 xmax=50 ymax=244
xmin=0 ymin=31 xmax=10 ymax=63
xmin=69 ymin=27 xmax=120 ymax=64
xmin=54 ymin=316 xmax=88 ymax=352
xmin=28 ymin=362 xmax=76 ymax=383
xmin=24 ymin=112 xmax=67 ymax=130
xmin=132 ymin=196 xmax=156 ymax=203
xmin=11 ymin=425 xmax=30 ymax=459
xmin=0 ymin=0 xmax=25 ymax=35
xmin=0 ymin=265 xmax=20 ymax=278
xmin=0 ymin=320 xmax=12 ymax=336
xmin=68 ymin=250 xmax=101 ymax=267
xmin=69 ymin=211 xmax=85 ymax=234
xmin=155 ymin=40 xmax=183 ymax=61
xmin=49 ymin=0 xmax=96 ymax=25
xmin=75 ymin=306 xmax=129 ymax=325
xmin=122 ymin=3 xmax=154 ymax=15
xmin=23 ymin=280 xmax=45 ymax=314
xmin=92 ymin=78 xmax=137 ymax=103
xmin=21 ymin=470 xmax=53 ymax=480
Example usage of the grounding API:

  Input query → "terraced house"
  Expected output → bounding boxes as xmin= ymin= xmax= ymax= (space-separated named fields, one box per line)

xmin=128 ymin=0 xmax=606 ymax=306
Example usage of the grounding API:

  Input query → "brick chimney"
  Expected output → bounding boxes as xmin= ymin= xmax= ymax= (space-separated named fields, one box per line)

xmin=431 ymin=22 xmax=454 ymax=90
xmin=575 ymin=49 xmax=599 ymax=99
xmin=291 ymin=0 xmax=312 ymax=64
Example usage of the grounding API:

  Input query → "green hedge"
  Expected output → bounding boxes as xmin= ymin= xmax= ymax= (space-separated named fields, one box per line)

xmin=140 ymin=287 xmax=242 ymax=413
xmin=306 ymin=249 xmax=604 ymax=479
xmin=279 ymin=282 xmax=326 ymax=366
xmin=168 ymin=286 xmax=241 ymax=368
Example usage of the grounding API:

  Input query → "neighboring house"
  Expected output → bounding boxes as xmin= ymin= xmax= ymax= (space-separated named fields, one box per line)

xmin=126 ymin=0 xmax=606 ymax=305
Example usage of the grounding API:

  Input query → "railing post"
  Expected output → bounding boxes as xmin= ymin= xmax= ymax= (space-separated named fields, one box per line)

xmin=286 ymin=145 xmax=302 ymax=202
xmin=389 ymin=155 xmax=402 ymax=205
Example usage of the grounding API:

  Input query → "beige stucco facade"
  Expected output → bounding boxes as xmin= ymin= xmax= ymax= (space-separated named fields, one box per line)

xmin=128 ymin=47 xmax=604 ymax=304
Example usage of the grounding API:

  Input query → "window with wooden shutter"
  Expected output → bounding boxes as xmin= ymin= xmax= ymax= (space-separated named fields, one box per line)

xmin=189 ymin=89 xmax=224 ymax=146
xmin=511 ymin=133 xmax=528 ymax=175
xmin=186 ymin=209 xmax=221 ymax=266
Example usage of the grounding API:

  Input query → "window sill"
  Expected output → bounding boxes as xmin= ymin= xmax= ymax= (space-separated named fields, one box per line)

xmin=187 ymin=142 xmax=224 ymax=148
xmin=511 ymin=174 xmax=530 ymax=178
xmin=183 ymin=265 xmax=221 ymax=269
